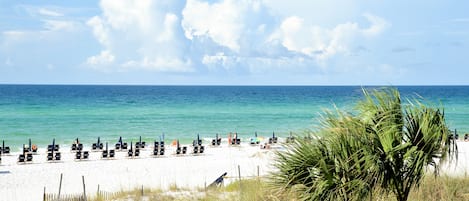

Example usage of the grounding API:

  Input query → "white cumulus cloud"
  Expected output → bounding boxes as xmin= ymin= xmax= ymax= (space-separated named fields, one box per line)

xmin=86 ymin=0 xmax=191 ymax=72
xmin=182 ymin=0 xmax=273 ymax=53
xmin=271 ymin=13 xmax=390 ymax=61
xmin=86 ymin=50 xmax=115 ymax=66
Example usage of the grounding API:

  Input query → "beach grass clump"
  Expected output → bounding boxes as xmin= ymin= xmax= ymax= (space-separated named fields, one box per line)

xmin=87 ymin=175 xmax=469 ymax=201
xmin=407 ymin=174 xmax=469 ymax=201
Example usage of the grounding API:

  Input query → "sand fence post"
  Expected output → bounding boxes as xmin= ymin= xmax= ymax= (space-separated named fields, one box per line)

xmin=141 ymin=185 xmax=144 ymax=196
xmin=58 ymin=173 xmax=63 ymax=199
xmin=97 ymin=184 xmax=100 ymax=198
xmin=238 ymin=165 xmax=242 ymax=189
xmin=82 ymin=175 xmax=87 ymax=201
xmin=43 ymin=186 xmax=46 ymax=201
xmin=257 ymin=165 xmax=260 ymax=178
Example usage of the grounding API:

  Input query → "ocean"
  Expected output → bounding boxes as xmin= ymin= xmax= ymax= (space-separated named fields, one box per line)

xmin=0 ymin=85 xmax=468 ymax=149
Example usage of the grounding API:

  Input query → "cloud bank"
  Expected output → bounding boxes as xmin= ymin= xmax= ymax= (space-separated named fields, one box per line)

xmin=86 ymin=0 xmax=390 ymax=74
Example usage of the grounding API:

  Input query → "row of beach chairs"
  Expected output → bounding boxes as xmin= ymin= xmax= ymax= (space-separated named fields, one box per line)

xmin=47 ymin=139 xmax=61 ymax=161
xmin=153 ymin=141 xmax=165 ymax=156
xmin=192 ymin=136 xmax=205 ymax=154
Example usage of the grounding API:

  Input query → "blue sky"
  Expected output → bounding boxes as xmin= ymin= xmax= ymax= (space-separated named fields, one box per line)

xmin=1 ymin=0 xmax=468 ymax=85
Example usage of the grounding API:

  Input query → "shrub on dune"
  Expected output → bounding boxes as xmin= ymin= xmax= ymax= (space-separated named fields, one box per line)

xmin=271 ymin=88 xmax=457 ymax=201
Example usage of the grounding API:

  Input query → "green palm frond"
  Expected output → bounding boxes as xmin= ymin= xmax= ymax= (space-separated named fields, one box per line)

xmin=270 ymin=88 xmax=457 ymax=201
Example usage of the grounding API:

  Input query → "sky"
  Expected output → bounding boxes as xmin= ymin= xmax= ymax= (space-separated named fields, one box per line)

xmin=0 ymin=0 xmax=468 ymax=85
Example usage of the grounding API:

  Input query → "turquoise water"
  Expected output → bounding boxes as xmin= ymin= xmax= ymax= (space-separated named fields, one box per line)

xmin=0 ymin=85 xmax=468 ymax=148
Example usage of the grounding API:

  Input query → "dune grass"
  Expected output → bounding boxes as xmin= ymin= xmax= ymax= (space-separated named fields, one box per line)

xmin=87 ymin=174 xmax=469 ymax=201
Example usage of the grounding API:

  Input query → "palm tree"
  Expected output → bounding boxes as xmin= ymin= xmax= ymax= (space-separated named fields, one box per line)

xmin=271 ymin=88 xmax=456 ymax=201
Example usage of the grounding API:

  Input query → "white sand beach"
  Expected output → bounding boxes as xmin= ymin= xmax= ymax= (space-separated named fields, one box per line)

xmin=0 ymin=139 xmax=278 ymax=201
xmin=0 ymin=139 xmax=468 ymax=201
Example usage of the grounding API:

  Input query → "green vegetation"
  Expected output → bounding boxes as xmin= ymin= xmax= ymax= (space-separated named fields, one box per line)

xmin=86 ymin=175 xmax=469 ymax=201
xmin=271 ymin=88 xmax=456 ymax=201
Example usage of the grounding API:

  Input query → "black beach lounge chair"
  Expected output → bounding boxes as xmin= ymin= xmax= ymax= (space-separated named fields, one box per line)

xmin=193 ymin=146 xmax=199 ymax=154
xmin=18 ymin=144 xmax=26 ymax=163
xmin=76 ymin=151 xmax=82 ymax=159
xmin=128 ymin=142 xmax=134 ymax=157
xmin=269 ymin=132 xmax=278 ymax=144
xmin=211 ymin=134 xmax=220 ymax=146
xmin=182 ymin=146 xmax=187 ymax=154
xmin=175 ymin=140 xmax=182 ymax=155
xmin=18 ymin=154 xmax=25 ymax=163
xmin=199 ymin=146 xmax=205 ymax=154
xmin=26 ymin=153 xmax=33 ymax=162
xmin=55 ymin=152 xmax=61 ymax=161
xmin=2 ymin=141 xmax=10 ymax=154
xmin=135 ymin=148 xmax=140 ymax=157
xmin=109 ymin=150 xmax=115 ymax=158
xmin=115 ymin=137 xmax=122 ymax=150
xmin=102 ymin=150 xmax=108 ymax=158
xmin=176 ymin=147 xmax=181 ymax=154
xmin=153 ymin=141 xmax=159 ymax=155
xmin=136 ymin=136 xmax=146 ymax=149
xmin=47 ymin=152 xmax=53 ymax=161
xmin=160 ymin=147 xmax=165 ymax=155
xmin=83 ymin=151 xmax=89 ymax=159
xmin=72 ymin=143 xmax=77 ymax=151
xmin=93 ymin=137 xmax=104 ymax=150
xmin=103 ymin=142 xmax=109 ymax=158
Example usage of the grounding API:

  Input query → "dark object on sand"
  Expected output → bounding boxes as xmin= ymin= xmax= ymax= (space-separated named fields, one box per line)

xmin=208 ymin=172 xmax=228 ymax=188
xmin=269 ymin=132 xmax=278 ymax=144
xmin=92 ymin=137 xmax=104 ymax=150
